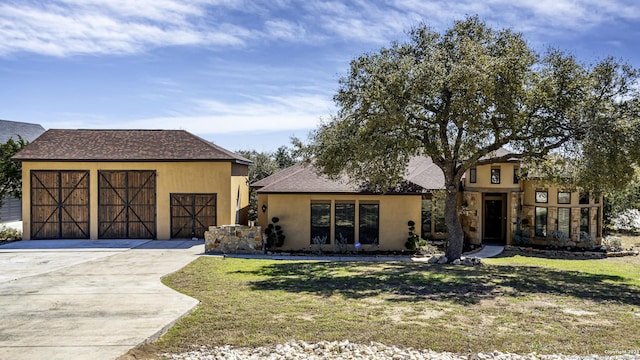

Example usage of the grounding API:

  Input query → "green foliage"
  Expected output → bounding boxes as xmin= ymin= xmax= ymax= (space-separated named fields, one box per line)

xmin=0 ymin=225 xmax=22 ymax=241
xmin=236 ymin=147 xmax=297 ymax=221
xmin=264 ymin=217 xmax=285 ymax=249
xmin=512 ymin=229 xmax=530 ymax=246
xmin=405 ymin=220 xmax=427 ymax=250
xmin=0 ymin=136 xmax=28 ymax=212
xmin=302 ymin=16 xmax=640 ymax=260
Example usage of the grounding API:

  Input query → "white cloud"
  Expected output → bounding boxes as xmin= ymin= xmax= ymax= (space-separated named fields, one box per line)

xmin=47 ymin=94 xmax=335 ymax=134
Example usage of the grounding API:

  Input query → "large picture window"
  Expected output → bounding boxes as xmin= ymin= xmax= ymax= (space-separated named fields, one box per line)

xmin=335 ymin=202 xmax=355 ymax=244
xmin=359 ymin=203 xmax=379 ymax=244
xmin=535 ymin=207 xmax=548 ymax=237
xmin=310 ymin=202 xmax=331 ymax=244
xmin=557 ymin=208 xmax=571 ymax=238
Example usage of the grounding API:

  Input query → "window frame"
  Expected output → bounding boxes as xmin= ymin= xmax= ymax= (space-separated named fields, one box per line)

xmin=469 ymin=167 xmax=477 ymax=183
xmin=491 ymin=168 xmax=501 ymax=184
xmin=513 ymin=167 xmax=520 ymax=184
xmin=310 ymin=201 xmax=331 ymax=244
xmin=535 ymin=206 xmax=548 ymax=237
xmin=580 ymin=207 xmax=590 ymax=234
xmin=557 ymin=207 xmax=571 ymax=238
xmin=358 ymin=202 xmax=379 ymax=245
xmin=535 ymin=190 xmax=548 ymax=204
xmin=557 ymin=191 xmax=571 ymax=204
xmin=334 ymin=201 xmax=355 ymax=244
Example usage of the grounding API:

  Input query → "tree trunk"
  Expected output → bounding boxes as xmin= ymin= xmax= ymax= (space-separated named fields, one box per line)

xmin=444 ymin=185 xmax=464 ymax=261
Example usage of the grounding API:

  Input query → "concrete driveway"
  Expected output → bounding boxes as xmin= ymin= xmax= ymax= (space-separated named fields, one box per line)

xmin=0 ymin=240 xmax=202 ymax=360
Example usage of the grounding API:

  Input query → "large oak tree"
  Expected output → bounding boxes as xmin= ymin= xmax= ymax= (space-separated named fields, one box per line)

xmin=304 ymin=17 xmax=640 ymax=261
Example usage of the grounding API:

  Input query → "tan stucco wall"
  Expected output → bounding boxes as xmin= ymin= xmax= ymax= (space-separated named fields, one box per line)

xmin=256 ymin=193 xmax=421 ymax=251
xmin=464 ymin=162 xmax=520 ymax=191
xmin=21 ymin=161 xmax=246 ymax=240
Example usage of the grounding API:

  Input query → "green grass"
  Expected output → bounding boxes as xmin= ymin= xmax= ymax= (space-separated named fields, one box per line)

xmin=155 ymin=254 xmax=640 ymax=356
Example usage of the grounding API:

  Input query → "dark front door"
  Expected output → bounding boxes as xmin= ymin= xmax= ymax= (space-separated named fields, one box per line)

xmin=98 ymin=171 xmax=156 ymax=239
xmin=170 ymin=193 xmax=217 ymax=239
xmin=484 ymin=199 xmax=505 ymax=243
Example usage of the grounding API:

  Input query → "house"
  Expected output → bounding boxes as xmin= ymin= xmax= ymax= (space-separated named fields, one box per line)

xmin=252 ymin=152 xmax=603 ymax=251
xmin=0 ymin=119 xmax=45 ymax=223
xmin=12 ymin=129 xmax=251 ymax=240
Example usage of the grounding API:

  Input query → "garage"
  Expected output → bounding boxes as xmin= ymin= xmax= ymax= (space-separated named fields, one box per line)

xmin=98 ymin=170 xmax=156 ymax=239
xmin=170 ymin=193 xmax=217 ymax=239
xmin=30 ymin=170 xmax=90 ymax=239
xmin=13 ymin=129 xmax=251 ymax=240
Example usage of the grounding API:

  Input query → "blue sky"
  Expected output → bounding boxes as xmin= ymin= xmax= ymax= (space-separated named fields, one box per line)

xmin=1 ymin=1 xmax=639 ymax=153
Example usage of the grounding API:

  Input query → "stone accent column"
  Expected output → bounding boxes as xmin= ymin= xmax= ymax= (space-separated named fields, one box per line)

xmin=462 ymin=191 xmax=481 ymax=245
xmin=205 ymin=225 xmax=263 ymax=254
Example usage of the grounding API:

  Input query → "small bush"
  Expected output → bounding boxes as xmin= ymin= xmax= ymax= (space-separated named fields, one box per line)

xmin=612 ymin=209 xmax=640 ymax=233
xmin=602 ymin=236 xmax=623 ymax=251
xmin=405 ymin=220 xmax=427 ymax=250
xmin=0 ymin=225 xmax=22 ymax=241
xmin=512 ymin=229 xmax=530 ymax=246
xmin=264 ymin=217 xmax=285 ymax=249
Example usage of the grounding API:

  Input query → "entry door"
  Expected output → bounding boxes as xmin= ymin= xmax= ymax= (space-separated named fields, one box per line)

xmin=98 ymin=171 xmax=156 ymax=239
xmin=170 ymin=194 xmax=217 ymax=239
xmin=30 ymin=170 xmax=90 ymax=239
xmin=484 ymin=199 xmax=505 ymax=243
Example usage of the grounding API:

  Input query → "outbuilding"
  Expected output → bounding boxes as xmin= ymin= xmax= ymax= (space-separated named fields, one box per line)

xmin=12 ymin=129 xmax=251 ymax=240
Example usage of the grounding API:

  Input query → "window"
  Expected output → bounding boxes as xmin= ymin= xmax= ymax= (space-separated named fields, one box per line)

xmin=421 ymin=197 xmax=432 ymax=239
xmin=335 ymin=202 xmax=355 ymax=244
xmin=310 ymin=202 xmax=331 ymax=244
xmin=513 ymin=167 xmax=520 ymax=184
xmin=579 ymin=191 xmax=589 ymax=204
xmin=535 ymin=207 xmax=547 ymax=237
xmin=359 ymin=203 xmax=379 ymax=244
xmin=535 ymin=190 xmax=548 ymax=203
xmin=434 ymin=196 xmax=446 ymax=233
xmin=558 ymin=191 xmax=571 ymax=204
xmin=580 ymin=208 xmax=590 ymax=234
xmin=557 ymin=208 xmax=571 ymax=238
xmin=491 ymin=168 xmax=501 ymax=184
xmin=469 ymin=167 xmax=477 ymax=183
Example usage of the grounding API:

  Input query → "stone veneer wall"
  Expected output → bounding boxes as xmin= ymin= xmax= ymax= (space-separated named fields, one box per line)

xmin=461 ymin=191 xmax=481 ymax=245
xmin=205 ymin=225 xmax=263 ymax=254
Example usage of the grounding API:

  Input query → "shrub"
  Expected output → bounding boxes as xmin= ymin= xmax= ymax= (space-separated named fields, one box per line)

xmin=512 ymin=229 xmax=530 ymax=246
xmin=612 ymin=209 xmax=640 ymax=233
xmin=0 ymin=225 xmax=22 ymax=241
xmin=264 ymin=217 xmax=285 ymax=249
xmin=405 ymin=220 xmax=427 ymax=250
xmin=603 ymin=236 xmax=623 ymax=251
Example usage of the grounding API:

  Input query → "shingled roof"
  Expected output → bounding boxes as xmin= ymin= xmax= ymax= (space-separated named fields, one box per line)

xmin=12 ymin=129 xmax=252 ymax=164
xmin=253 ymin=156 xmax=445 ymax=194
xmin=0 ymin=119 xmax=45 ymax=143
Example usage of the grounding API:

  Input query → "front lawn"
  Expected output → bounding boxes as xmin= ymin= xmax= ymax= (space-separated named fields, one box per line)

xmin=147 ymin=252 xmax=640 ymax=357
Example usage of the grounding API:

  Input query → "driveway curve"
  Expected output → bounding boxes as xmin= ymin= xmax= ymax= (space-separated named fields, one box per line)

xmin=0 ymin=240 xmax=201 ymax=360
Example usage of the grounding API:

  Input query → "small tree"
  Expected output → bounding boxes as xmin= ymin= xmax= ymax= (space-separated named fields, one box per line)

xmin=303 ymin=16 xmax=640 ymax=261
xmin=0 ymin=136 xmax=28 ymax=213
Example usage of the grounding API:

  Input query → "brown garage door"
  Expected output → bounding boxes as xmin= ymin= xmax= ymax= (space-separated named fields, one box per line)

xmin=30 ymin=170 xmax=90 ymax=239
xmin=170 ymin=193 xmax=217 ymax=239
xmin=98 ymin=170 xmax=156 ymax=239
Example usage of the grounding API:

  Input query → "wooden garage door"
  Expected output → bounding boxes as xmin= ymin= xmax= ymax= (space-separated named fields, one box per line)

xmin=98 ymin=171 xmax=156 ymax=239
xmin=170 ymin=193 xmax=217 ymax=239
xmin=30 ymin=170 xmax=90 ymax=239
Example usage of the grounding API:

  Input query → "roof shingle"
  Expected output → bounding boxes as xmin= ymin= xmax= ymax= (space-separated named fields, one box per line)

xmin=254 ymin=156 xmax=446 ymax=194
xmin=12 ymin=129 xmax=252 ymax=163
xmin=0 ymin=119 xmax=45 ymax=143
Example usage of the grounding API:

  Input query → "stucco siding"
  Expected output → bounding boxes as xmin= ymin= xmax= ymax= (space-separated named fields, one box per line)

xmin=258 ymin=193 xmax=421 ymax=251
xmin=21 ymin=161 xmax=237 ymax=240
